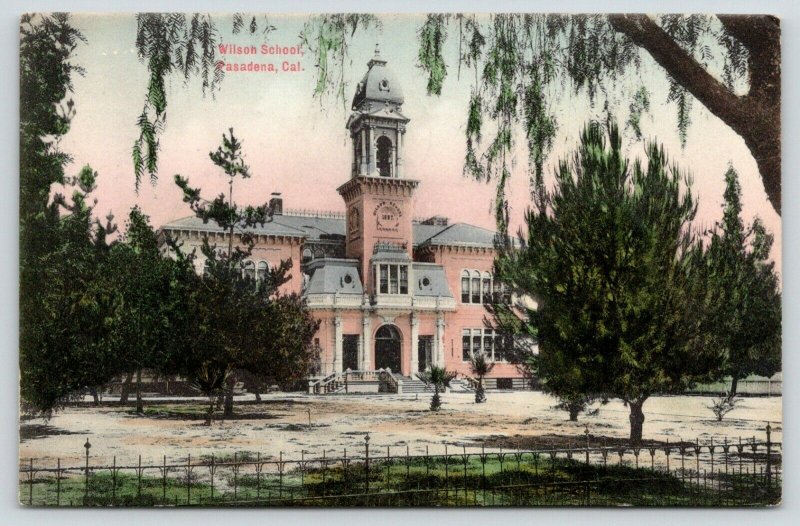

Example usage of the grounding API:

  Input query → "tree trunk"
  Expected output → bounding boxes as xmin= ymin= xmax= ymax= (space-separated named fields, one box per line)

xmin=223 ymin=374 xmax=236 ymax=418
xmin=119 ymin=372 xmax=133 ymax=404
xmin=569 ymin=404 xmax=580 ymax=422
xmin=730 ymin=375 xmax=740 ymax=397
xmin=628 ymin=399 xmax=646 ymax=444
xmin=135 ymin=368 xmax=144 ymax=414
xmin=254 ymin=391 xmax=262 ymax=402
xmin=90 ymin=387 xmax=100 ymax=406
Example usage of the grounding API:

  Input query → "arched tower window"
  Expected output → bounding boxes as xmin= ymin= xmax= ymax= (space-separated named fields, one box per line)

xmin=376 ymin=136 xmax=393 ymax=177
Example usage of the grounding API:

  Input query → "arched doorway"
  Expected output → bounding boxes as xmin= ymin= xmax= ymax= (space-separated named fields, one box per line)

xmin=375 ymin=325 xmax=401 ymax=372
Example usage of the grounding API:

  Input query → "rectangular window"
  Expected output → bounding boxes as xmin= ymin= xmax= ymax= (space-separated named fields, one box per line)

xmin=482 ymin=276 xmax=492 ymax=303
xmin=483 ymin=329 xmax=494 ymax=360
xmin=462 ymin=328 xmax=503 ymax=362
xmin=494 ymin=333 xmax=505 ymax=362
xmin=390 ymin=265 xmax=399 ymax=294
xmin=380 ymin=264 xmax=389 ymax=294
xmin=399 ymin=265 xmax=408 ymax=294
xmin=462 ymin=329 xmax=471 ymax=361
xmin=377 ymin=264 xmax=409 ymax=295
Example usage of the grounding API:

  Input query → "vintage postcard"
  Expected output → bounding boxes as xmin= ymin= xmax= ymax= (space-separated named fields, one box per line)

xmin=18 ymin=12 xmax=781 ymax=507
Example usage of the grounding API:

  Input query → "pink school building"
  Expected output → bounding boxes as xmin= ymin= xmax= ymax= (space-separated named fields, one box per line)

xmin=160 ymin=51 xmax=527 ymax=392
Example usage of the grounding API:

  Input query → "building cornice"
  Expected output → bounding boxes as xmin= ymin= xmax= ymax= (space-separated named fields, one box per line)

xmin=337 ymin=176 xmax=419 ymax=202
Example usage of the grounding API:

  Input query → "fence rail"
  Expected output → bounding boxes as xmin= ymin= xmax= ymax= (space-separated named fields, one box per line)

xmin=19 ymin=425 xmax=781 ymax=507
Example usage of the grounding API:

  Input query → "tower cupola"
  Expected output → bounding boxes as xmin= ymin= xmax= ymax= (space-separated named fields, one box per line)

xmin=346 ymin=45 xmax=410 ymax=179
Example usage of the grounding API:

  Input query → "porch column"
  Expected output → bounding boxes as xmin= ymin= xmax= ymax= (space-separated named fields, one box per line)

xmin=410 ymin=312 xmax=419 ymax=375
xmin=361 ymin=314 xmax=372 ymax=370
xmin=435 ymin=314 xmax=446 ymax=367
xmin=333 ymin=315 xmax=343 ymax=373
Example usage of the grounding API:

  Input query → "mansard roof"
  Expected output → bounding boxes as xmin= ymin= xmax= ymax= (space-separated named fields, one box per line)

xmin=304 ymin=258 xmax=363 ymax=295
xmin=412 ymin=263 xmax=453 ymax=298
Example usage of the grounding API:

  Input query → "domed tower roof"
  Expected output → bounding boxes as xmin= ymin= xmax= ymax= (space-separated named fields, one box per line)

xmin=351 ymin=44 xmax=404 ymax=111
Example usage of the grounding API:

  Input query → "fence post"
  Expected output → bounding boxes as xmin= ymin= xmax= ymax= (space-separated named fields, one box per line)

xmin=585 ymin=425 xmax=590 ymax=465
xmin=56 ymin=458 xmax=61 ymax=506
xmin=83 ymin=438 xmax=91 ymax=504
xmin=28 ymin=458 xmax=33 ymax=506
xmin=765 ymin=423 xmax=772 ymax=489
xmin=162 ymin=455 xmax=167 ymax=504
xmin=364 ymin=434 xmax=370 ymax=496
xmin=187 ymin=453 xmax=191 ymax=505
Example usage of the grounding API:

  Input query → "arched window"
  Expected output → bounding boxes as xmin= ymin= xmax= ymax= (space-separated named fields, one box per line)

xmin=376 ymin=136 xmax=393 ymax=177
xmin=302 ymin=248 xmax=313 ymax=265
xmin=243 ymin=260 xmax=255 ymax=281
xmin=482 ymin=272 xmax=493 ymax=303
xmin=471 ymin=270 xmax=481 ymax=304
xmin=257 ymin=261 xmax=268 ymax=282
xmin=461 ymin=270 xmax=470 ymax=303
xmin=203 ymin=259 xmax=211 ymax=276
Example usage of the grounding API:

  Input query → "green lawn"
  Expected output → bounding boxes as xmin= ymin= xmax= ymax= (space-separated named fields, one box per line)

xmin=21 ymin=454 xmax=780 ymax=507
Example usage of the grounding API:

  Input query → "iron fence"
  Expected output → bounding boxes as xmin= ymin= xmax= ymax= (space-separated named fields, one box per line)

xmin=19 ymin=425 xmax=781 ymax=507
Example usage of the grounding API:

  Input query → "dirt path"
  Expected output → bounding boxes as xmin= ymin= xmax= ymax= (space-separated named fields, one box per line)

xmin=19 ymin=391 xmax=781 ymax=466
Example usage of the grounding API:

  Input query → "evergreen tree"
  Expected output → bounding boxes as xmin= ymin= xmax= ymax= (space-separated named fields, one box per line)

xmin=106 ymin=207 xmax=196 ymax=412
xmin=19 ymin=15 xmax=120 ymax=414
xmin=493 ymin=121 xmax=720 ymax=443
xmin=701 ymin=167 xmax=781 ymax=396
xmin=173 ymin=128 xmax=317 ymax=418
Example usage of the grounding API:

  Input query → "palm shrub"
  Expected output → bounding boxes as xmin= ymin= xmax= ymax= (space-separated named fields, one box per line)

xmin=416 ymin=365 xmax=456 ymax=411
xmin=188 ymin=362 xmax=231 ymax=425
xmin=469 ymin=352 xmax=495 ymax=403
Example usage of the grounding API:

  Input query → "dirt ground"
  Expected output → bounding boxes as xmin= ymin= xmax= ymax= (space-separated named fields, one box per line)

xmin=18 ymin=391 xmax=782 ymax=466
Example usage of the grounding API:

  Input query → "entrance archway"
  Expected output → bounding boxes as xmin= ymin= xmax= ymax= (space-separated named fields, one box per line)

xmin=375 ymin=325 xmax=401 ymax=372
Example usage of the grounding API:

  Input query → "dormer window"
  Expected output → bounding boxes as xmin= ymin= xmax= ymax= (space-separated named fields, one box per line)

xmin=377 ymin=263 xmax=408 ymax=294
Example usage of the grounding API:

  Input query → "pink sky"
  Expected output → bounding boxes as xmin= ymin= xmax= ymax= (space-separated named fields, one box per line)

xmin=60 ymin=13 xmax=781 ymax=276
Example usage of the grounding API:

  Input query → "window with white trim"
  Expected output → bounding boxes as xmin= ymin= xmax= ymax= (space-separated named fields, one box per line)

xmin=461 ymin=328 xmax=504 ymax=362
xmin=243 ymin=260 xmax=255 ymax=280
xmin=460 ymin=269 xmax=495 ymax=304
xmin=257 ymin=261 xmax=268 ymax=282
xmin=377 ymin=263 xmax=409 ymax=294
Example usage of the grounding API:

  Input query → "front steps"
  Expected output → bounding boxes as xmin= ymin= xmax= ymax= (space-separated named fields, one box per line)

xmin=309 ymin=370 xmax=478 ymax=395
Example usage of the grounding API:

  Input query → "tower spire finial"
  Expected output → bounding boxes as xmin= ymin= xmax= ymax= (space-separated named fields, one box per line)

xmin=374 ymin=42 xmax=381 ymax=58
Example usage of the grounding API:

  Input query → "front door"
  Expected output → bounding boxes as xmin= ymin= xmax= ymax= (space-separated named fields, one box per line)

xmin=418 ymin=336 xmax=433 ymax=372
xmin=375 ymin=325 xmax=401 ymax=373
xmin=343 ymin=335 xmax=359 ymax=371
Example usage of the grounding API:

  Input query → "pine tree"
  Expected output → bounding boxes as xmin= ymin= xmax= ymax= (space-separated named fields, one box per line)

xmin=493 ymin=121 xmax=720 ymax=443
xmin=702 ymin=167 xmax=781 ymax=397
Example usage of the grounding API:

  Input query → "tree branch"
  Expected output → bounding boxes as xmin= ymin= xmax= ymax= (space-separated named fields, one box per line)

xmin=608 ymin=14 xmax=747 ymax=130
xmin=717 ymin=15 xmax=780 ymax=103
xmin=609 ymin=14 xmax=781 ymax=214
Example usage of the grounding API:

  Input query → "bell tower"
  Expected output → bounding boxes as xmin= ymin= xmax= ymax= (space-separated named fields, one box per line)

xmin=338 ymin=46 xmax=418 ymax=294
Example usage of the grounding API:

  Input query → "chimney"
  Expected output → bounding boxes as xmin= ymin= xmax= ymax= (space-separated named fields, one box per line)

xmin=269 ymin=192 xmax=283 ymax=216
